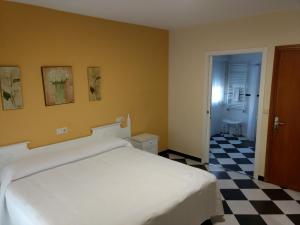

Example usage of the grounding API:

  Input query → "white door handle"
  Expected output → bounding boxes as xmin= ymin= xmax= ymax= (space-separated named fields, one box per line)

xmin=274 ymin=116 xmax=287 ymax=129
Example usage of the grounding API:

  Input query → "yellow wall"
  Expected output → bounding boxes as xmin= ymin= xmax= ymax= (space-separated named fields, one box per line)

xmin=169 ymin=10 xmax=300 ymax=176
xmin=0 ymin=2 xmax=168 ymax=150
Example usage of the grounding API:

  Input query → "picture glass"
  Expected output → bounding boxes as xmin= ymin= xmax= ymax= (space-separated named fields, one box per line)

xmin=0 ymin=66 xmax=23 ymax=110
xmin=87 ymin=67 xmax=101 ymax=101
xmin=42 ymin=66 xmax=74 ymax=106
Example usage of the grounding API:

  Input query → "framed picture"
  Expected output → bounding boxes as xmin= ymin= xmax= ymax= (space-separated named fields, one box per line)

xmin=41 ymin=66 xmax=74 ymax=106
xmin=0 ymin=66 xmax=23 ymax=110
xmin=87 ymin=67 xmax=101 ymax=101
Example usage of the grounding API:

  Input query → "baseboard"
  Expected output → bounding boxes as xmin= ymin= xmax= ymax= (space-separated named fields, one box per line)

xmin=258 ymin=175 xmax=265 ymax=181
xmin=159 ymin=149 xmax=202 ymax=163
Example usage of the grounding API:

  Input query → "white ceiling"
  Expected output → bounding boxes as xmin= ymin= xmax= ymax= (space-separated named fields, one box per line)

xmin=10 ymin=0 xmax=300 ymax=29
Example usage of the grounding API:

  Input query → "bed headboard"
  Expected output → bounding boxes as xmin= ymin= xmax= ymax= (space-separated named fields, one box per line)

xmin=91 ymin=114 xmax=131 ymax=139
xmin=0 ymin=115 xmax=131 ymax=174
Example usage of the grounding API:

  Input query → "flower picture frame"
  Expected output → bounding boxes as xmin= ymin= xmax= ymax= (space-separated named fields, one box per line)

xmin=41 ymin=66 xmax=74 ymax=106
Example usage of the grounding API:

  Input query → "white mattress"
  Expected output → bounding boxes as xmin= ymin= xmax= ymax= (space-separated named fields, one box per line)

xmin=1 ymin=139 xmax=223 ymax=225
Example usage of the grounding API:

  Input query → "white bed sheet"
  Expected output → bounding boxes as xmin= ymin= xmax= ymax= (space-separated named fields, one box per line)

xmin=3 ymin=141 xmax=223 ymax=225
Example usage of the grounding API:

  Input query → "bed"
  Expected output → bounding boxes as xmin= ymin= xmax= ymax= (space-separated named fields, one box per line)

xmin=0 ymin=119 xmax=223 ymax=225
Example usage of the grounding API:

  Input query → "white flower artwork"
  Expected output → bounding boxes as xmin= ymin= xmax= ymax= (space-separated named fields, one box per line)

xmin=42 ymin=66 xmax=74 ymax=106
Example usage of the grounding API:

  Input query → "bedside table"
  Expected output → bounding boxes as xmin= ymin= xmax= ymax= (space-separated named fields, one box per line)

xmin=130 ymin=133 xmax=159 ymax=154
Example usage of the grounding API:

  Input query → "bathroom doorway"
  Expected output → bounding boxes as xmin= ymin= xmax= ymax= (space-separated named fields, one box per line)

xmin=208 ymin=52 xmax=263 ymax=177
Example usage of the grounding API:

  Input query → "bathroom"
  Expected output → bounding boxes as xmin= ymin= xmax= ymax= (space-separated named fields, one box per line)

xmin=209 ymin=53 xmax=262 ymax=176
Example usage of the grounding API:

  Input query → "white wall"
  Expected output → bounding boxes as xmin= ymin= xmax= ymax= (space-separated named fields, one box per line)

xmin=168 ymin=10 xmax=300 ymax=176
xmin=210 ymin=57 xmax=227 ymax=136
xmin=247 ymin=63 xmax=261 ymax=141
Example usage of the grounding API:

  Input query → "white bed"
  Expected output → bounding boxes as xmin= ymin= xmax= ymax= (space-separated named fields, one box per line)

xmin=0 ymin=119 xmax=223 ymax=225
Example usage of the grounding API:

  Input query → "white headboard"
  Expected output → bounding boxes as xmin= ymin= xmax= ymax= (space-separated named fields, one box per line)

xmin=0 ymin=115 xmax=131 ymax=174
xmin=91 ymin=114 xmax=131 ymax=139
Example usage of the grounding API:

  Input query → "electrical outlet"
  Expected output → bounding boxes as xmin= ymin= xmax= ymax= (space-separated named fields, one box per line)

xmin=56 ymin=127 xmax=68 ymax=135
xmin=116 ymin=116 xmax=124 ymax=123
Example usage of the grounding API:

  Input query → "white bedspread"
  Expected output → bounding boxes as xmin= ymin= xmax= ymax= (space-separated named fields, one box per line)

xmin=0 ymin=138 xmax=223 ymax=225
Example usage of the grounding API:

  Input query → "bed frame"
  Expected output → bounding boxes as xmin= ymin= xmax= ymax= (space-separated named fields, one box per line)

xmin=0 ymin=115 xmax=131 ymax=174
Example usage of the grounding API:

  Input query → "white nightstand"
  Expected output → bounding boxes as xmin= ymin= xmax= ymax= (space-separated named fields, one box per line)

xmin=130 ymin=133 xmax=159 ymax=154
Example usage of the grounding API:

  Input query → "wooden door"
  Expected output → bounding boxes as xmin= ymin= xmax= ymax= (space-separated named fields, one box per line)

xmin=266 ymin=45 xmax=300 ymax=191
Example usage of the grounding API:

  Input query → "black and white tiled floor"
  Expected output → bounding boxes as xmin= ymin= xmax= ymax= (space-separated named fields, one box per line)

xmin=210 ymin=134 xmax=255 ymax=177
xmin=160 ymin=151 xmax=300 ymax=225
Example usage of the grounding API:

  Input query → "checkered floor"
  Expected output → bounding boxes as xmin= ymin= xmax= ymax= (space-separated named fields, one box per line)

xmin=160 ymin=151 xmax=300 ymax=225
xmin=210 ymin=134 xmax=255 ymax=177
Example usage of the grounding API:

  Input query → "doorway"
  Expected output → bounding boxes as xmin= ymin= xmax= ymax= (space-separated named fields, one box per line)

xmin=208 ymin=52 xmax=263 ymax=177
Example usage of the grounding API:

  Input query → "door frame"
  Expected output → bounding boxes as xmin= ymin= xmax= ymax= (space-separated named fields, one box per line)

xmin=265 ymin=44 xmax=300 ymax=181
xmin=203 ymin=48 xmax=268 ymax=179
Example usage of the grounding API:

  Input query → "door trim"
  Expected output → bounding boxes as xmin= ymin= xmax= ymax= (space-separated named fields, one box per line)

xmin=265 ymin=44 xmax=300 ymax=181
xmin=204 ymin=48 xmax=268 ymax=179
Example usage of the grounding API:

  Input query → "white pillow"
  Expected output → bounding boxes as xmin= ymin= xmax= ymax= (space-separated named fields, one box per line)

xmin=0 ymin=142 xmax=29 ymax=175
